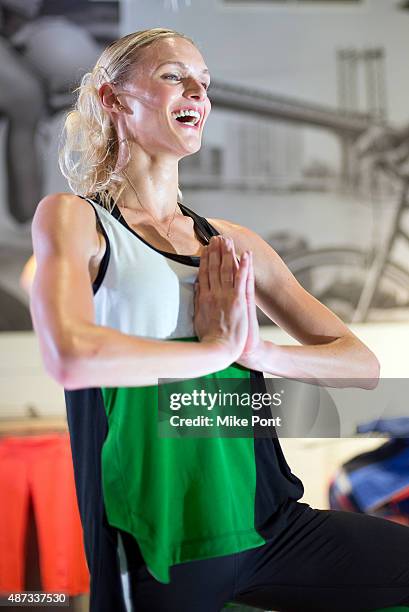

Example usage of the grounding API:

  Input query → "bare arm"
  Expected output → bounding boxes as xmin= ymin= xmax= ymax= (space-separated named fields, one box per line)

xmin=208 ymin=219 xmax=380 ymax=389
xmin=30 ymin=194 xmax=248 ymax=390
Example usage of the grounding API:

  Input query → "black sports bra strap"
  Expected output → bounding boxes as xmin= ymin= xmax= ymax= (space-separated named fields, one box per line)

xmin=178 ymin=202 xmax=220 ymax=243
xmin=83 ymin=191 xmax=220 ymax=248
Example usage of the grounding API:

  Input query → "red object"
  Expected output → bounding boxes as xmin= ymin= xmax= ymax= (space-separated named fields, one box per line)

xmin=0 ymin=433 xmax=89 ymax=594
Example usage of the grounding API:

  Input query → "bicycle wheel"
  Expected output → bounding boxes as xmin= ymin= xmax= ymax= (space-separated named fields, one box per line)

xmin=284 ymin=247 xmax=409 ymax=323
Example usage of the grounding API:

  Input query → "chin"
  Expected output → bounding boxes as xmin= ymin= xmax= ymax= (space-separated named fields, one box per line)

xmin=184 ymin=143 xmax=201 ymax=156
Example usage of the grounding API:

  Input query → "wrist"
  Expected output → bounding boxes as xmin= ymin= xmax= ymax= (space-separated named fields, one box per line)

xmin=239 ymin=338 xmax=268 ymax=371
xmin=253 ymin=339 xmax=281 ymax=372
xmin=201 ymin=336 xmax=240 ymax=362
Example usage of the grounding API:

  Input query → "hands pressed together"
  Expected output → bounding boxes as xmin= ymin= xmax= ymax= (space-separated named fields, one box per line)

xmin=194 ymin=235 xmax=262 ymax=369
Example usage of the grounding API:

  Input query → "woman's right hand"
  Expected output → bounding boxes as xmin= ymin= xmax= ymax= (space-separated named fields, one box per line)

xmin=194 ymin=235 xmax=250 ymax=362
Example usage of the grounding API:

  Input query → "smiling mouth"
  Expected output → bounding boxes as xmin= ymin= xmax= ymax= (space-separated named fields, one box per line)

xmin=173 ymin=119 xmax=200 ymax=129
xmin=171 ymin=109 xmax=202 ymax=128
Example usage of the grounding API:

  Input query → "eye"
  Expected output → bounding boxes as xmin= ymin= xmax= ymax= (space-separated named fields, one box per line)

xmin=163 ymin=73 xmax=210 ymax=92
xmin=163 ymin=73 xmax=181 ymax=81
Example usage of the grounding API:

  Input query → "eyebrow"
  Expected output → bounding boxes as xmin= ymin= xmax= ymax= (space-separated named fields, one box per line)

xmin=156 ymin=60 xmax=210 ymax=76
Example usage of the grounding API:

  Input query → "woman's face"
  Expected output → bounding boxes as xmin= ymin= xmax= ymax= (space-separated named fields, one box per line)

xmin=115 ymin=36 xmax=212 ymax=159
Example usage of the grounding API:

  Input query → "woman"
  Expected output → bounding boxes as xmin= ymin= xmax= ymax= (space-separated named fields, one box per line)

xmin=30 ymin=28 xmax=409 ymax=612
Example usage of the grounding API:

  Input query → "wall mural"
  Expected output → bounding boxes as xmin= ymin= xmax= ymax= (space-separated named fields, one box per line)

xmin=2 ymin=0 xmax=409 ymax=328
xmin=0 ymin=0 xmax=119 ymax=331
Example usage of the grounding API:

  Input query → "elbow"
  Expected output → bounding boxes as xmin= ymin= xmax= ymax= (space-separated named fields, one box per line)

xmin=358 ymin=345 xmax=381 ymax=390
xmin=48 ymin=356 xmax=76 ymax=389
xmin=340 ymin=335 xmax=380 ymax=390
xmin=44 ymin=328 xmax=98 ymax=390
xmin=364 ymin=355 xmax=380 ymax=390
xmin=30 ymin=298 xmax=100 ymax=389
xmin=44 ymin=347 xmax=83 ymax=390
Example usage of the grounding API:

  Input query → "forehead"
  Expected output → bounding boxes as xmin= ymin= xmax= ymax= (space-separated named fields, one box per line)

xmin=138 ymin=36 xmax=207 ymax=72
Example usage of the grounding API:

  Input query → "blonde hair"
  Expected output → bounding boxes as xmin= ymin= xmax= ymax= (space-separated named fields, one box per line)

xmin=58 ymin=28 xmax=194 ymax=210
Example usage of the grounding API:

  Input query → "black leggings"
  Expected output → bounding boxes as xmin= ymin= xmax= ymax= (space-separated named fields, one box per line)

xmin=120 ymin=501 xmax=409 ymax=612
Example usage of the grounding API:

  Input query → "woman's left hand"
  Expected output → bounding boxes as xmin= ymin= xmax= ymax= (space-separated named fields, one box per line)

xmin=229 ymin=243 xmax=263 ymax=370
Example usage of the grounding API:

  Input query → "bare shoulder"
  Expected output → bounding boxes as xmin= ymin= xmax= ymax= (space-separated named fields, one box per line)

xmin=207 ymin=216 xmax=295 ymax=288
xmin=33 ymin=192 xmax=96 ymax=230
xmin=207 ymin=217 xmax=273 ymax=257
xmin=32 ymin=192 xmax=100 ymax=259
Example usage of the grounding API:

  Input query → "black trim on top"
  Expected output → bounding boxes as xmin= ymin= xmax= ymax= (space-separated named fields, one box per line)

xmin=78 ymin=196 xmax=111 ymax=296
xmin=79 ymin=191 xmax=222 ymax=291
xmin=179 ymin=202 xmax=221 ymax=242
xmin=91 ymin=207 xmax=111 ymax=295
xmin=110 ymin=199 xmax=220 ymax=267
xmin=65 ymin=386 xmax=127 ymax=612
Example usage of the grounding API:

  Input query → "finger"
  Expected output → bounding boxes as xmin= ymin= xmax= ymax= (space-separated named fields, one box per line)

xmin=198 ymin=245 xmax=210 ymax=293
xmin=246 ymin=251 xmax=255 ymax=301
xmin=229 ymin=238 xmax=240 ymax=271
xmin=220 ymin=237 xmax=234 ymax=286
xmin=234 ymin=251 xmax=250 ymax=294
xmin=194 ymin=279 xmax=200 ymax=315
xmin=208 ymin=235 xmax=221 ymax=292
xmin=246 ymin=252 xmax=258 ymax=319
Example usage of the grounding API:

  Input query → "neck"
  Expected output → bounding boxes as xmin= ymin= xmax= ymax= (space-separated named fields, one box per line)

xmin=118 ymin=143 xmax=180 ymax=220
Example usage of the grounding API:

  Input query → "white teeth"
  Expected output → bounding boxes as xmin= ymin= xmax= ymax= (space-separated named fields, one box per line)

xmin=171 ymin=108 xmax=201 ymax=125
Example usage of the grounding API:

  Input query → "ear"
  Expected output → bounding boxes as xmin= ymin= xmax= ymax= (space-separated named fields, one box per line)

xmin=99 ymin=83 xmax=124 ymax=113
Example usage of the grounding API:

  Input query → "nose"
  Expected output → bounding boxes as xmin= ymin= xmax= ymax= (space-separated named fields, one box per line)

xmin=183 ymin=77 xmax=207 ymax=102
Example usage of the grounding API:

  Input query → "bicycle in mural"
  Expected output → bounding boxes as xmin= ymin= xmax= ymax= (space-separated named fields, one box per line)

xmin=283 ymin=131 xmax=409 ymax=324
